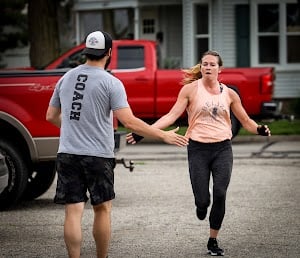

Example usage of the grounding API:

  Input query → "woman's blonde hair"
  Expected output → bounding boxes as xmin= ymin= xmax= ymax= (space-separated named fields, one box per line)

xmin=181 ymin=50 xmax=223 ymax=85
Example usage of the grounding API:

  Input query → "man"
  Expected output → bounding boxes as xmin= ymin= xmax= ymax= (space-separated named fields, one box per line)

xmin=46 ymin=30 xmax=188 ymax=258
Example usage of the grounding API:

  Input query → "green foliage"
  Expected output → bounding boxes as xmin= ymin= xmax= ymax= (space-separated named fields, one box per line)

xmin=0 ymin=0 xmax=28 ymax=51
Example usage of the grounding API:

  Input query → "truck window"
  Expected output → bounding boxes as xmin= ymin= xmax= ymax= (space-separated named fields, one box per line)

xmin=117 ymin=46 xmax=144 ymax=69
xmin=57 ymin=51 xmax=86 ymax=69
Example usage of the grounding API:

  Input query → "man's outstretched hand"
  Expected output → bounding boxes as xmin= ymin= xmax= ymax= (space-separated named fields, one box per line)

xmin=162 ymin=127 xmax=189 ymax=147
xmin=126 ymin=127 xmax=189 ymax=147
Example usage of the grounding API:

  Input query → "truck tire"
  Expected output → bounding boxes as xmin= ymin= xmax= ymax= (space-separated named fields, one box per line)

xmin=0 ymin=139 xmax=28 ymax=210
xmin=22 ymin=161 xmax=56 ymax=201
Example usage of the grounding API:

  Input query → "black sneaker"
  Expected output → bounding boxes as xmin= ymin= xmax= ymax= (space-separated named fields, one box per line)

xmin=207 ymin=238 xmax=224 ymax=256
xmin=196 ymin=207 xmax=207 ymax=220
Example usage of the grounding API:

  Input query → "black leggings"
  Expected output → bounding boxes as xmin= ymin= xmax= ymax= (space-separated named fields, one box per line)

xmin=187 ymin=139 xmax=233 ymax=230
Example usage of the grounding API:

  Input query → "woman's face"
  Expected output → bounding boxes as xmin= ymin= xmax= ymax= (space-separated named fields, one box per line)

xmin=200 ymin=55 xmax=220 ymax=78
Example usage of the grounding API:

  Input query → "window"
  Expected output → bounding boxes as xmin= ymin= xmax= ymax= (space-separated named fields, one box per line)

xmin=258 ymin=4 xmax=279 ymax=63
xmin=117 ymin=46 xmax=144 ymax=69
xmin=195 ymin=4 xmax=209 ymax=62
xmin=57 ymin=51 xmax=86 ymax=69
xmin=143 ymin=19 xmax=155 ymax=34
xmin=286 ymin=3 xmax=300 ymax=63
xmin=256 ymin=2 xmax=300 ymax=66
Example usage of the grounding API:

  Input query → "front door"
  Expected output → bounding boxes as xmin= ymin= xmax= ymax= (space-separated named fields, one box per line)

xmin=140 ymin=7 xmax=159 ymax=41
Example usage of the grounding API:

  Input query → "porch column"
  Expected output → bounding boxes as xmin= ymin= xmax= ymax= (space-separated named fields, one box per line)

xmin=134 ymin=7 xmax=140 ymax=39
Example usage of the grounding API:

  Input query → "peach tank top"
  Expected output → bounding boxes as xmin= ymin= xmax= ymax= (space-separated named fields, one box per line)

xmin=185 ymin=80 xmax=232 ymax=143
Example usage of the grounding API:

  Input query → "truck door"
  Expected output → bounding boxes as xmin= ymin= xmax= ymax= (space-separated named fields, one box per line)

xmin=112 ymin=44 xmax=155 ymax=119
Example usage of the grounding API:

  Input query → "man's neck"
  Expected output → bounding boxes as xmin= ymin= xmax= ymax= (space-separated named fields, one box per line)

xmin=85 ymin=59 xmax=105 ymax=69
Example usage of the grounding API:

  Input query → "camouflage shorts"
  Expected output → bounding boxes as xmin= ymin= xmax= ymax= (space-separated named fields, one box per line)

xmin=54 ymin=153 xmax=116 ymax=206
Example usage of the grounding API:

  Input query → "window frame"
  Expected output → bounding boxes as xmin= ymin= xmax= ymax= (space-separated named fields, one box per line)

xmin=116 ymin=45 xmax=145 ymax=70
xmin=193 ymin=1 xmax=211 ymax=64
xmin=251 ymin=0 xmax=300 ymax=70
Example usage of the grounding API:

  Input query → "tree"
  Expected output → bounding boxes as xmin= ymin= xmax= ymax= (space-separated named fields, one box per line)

xmin=28 ymin=0 xmax=60 ymax=68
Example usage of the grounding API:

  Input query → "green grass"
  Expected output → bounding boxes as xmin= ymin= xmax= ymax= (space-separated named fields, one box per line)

xmin=118 ymin=119 xmax=300 ymax=136
xmin=238 ymin=119 xmax=300 ymax=135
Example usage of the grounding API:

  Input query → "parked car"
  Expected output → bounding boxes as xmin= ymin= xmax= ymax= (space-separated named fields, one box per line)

xmin=0 ymin=154 xmax=9 ymax=194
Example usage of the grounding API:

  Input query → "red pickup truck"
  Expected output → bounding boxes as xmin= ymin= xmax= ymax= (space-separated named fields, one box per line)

xmin=45 ymin=40 xmax=278 ymax=116
xmin=9 ymin=39 xmax=279 ymax=121
xmin=0 ymin=39 xmax=279 ymax=209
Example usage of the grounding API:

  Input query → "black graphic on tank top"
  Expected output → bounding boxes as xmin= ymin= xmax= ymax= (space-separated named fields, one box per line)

xmin=201 ymin=100 xmax=226 ymax=123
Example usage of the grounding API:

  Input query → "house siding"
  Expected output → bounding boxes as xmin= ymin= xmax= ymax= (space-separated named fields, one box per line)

xmin=183 ymin=0 xmax=300 ymax=99
xmin=212 ymin=0 xmax=251 ymax=67
xmin=275 ymin=72 xmax=300 ymax=99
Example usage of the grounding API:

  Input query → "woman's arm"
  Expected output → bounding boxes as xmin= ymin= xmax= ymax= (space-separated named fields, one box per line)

xmin=229 ymin=89 xmax=271 ymax=136
xmin=127 ymin=83 xmax=192 ymax=144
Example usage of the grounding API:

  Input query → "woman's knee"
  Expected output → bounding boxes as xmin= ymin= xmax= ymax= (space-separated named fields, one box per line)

xmin=213 ymin=188 xmax=227 ymax=202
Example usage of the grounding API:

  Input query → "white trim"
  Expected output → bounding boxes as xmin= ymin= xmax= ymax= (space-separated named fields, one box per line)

xmin=134 ymin=7 xmax=140 ymax=39
xmin=250 ymin=2 xmax=257 ymax=65
xmin=192 ymin=0 xmax=211 ymax=64
xmin=215 ymin=0 xmax=223 ymax=54
xmin=0 ymin=83 xmax=37 ymax=87
xmin=111 ymin=67 xmax=146 ymax=73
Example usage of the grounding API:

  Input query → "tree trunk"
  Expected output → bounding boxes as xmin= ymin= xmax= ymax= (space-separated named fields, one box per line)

xmin=28 ymin=0 xmax=60 ymax=68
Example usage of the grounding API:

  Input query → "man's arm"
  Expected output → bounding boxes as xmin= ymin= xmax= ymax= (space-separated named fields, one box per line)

xmin=113 ymin=107 xmax=188 ymax=147
xmin=46 ymin=105 xmax=61 ymax=128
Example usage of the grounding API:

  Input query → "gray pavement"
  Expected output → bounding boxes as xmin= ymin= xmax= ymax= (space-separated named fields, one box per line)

xmin=0 ymin=139 xmax=299 ymax=257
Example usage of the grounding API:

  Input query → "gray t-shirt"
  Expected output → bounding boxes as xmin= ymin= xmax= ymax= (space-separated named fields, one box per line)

xmin=49 ymin=64 xmax=129 ymax=158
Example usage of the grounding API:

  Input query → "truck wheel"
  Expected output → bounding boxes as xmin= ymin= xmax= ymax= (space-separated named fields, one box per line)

xmin=0 ymin=139 xmax=28 ymax=210
xmin=22 ymin=161 xmax=56 ymax=201
xmin=231 ymin=111 xmax=241 ymax=138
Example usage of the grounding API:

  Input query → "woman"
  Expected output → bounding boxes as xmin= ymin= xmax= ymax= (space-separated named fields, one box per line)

xmin=127 ymin=50 xmax=270 ymax=256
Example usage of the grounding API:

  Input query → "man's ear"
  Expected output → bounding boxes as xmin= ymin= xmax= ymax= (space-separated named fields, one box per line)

xmin=107 ymin=48 xmax=112 ymax=56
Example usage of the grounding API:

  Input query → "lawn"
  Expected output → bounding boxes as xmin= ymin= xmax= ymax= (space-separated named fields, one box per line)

xmin=238 ymin=118 xmax=300 ymax=135
xmin=118 ymin=119 xmax=300 ymax=136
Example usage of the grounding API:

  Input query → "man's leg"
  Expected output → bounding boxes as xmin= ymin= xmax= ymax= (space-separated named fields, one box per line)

xmin=64 ymin=202 xmax=85 ymax=258
xmin=93 ymin=200 xmax=112 ymax=258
